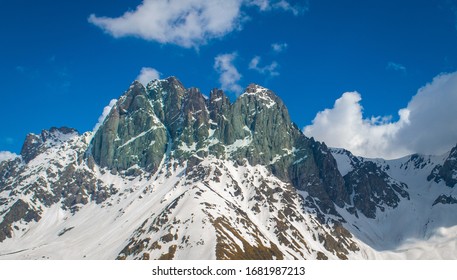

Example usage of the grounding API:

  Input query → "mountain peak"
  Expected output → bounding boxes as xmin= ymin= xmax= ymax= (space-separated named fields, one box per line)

xmin=245 ymin=83 xmax=267 ymax=92
xmin=243 ymin=83 xmax=272 ymax=98
xmin=20 ymin=127 xmax=78 ymax=163
xmin=240 ymin=83 xmax=279 ymax=109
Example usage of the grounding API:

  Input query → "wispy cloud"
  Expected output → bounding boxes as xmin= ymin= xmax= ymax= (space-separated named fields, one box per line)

xmin=214 ymin=52 xmax=242 ymax=94
xmin=271 ymin=42 xmax=288 ymax=53
xmin=136 ymin=67 xmax=161 ymax=86
xmin=89 ymin=0 xmax=305 ymax=48
xmin=249 ymin=56 xmax=279 ymax=76
xmin=386 ymin=61 xmax=407 ymax=74
xmin=249 ymin=0 xmax=308 ymax=15
xmin=93 ymin=99 xmax=118 ymax=132
xmin=304 ymin=71 xmax=457 ymax=159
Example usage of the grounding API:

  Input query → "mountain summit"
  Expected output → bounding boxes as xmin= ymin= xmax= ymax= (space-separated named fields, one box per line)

xmin=1 ymin=77 xmax=457 ymax=259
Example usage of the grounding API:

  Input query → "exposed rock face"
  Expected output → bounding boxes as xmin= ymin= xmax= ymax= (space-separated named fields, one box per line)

xmin=343 ymin=161 xmax=409 ymax=218
xmin=91 ymin=81 xmax=168 ymax=173
xmin=428 ymin=144 xmax=457 ymax=188
xmin=20 ymin=134 xmax=42 ymax=164
xmin=331 ymin=148 xmax=409 ymax=219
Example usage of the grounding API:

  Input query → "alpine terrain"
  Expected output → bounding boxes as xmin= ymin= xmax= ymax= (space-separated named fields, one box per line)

xmin=1 ymin=77 xmax=457 ymax=260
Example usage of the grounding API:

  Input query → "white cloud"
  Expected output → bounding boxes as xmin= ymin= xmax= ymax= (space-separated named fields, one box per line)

xmin=249 ymin=0 xmax=308 ymax=15
xmin=387 ymin=61 xmax=407 ymax=74
xmin=397 ymin=72 xmax=457 ymax=156
xmin=93 ymin=99 xmax=118 ymax=132
xmin=273 ymin=0 xmax=308 ymax=15
xmin=136 ymin=67 xmax=161 ymax=86
xmin=214 ymin=52 xmax=242 ymax=94
xmin=249 ymin=56 xmax=279 ymax=76
xmin=0 ymin=151 xmax=18 ymax=162
xmin=89 ymin=0 xmax=244 ymax=48
xmin=304 ymin=71 xmax=457 ymax=159
xmin=89 ymin=0 xmax=304 ymax=48
xmin=271 ymin=42 xmax=288 ymax=53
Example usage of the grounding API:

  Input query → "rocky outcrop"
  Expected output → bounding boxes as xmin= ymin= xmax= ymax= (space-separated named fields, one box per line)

xmin=330 ymin=148 xmax=410 ymax=219
xmin=0 ymin=199 xmax=40 ymax=242
xmin=428 ymin=144 xmax=457 ymax=188
xmin=343 ymin=161 xmax=409 ymax=218
xmin=432 ymin=194 xmax=457 ymax=206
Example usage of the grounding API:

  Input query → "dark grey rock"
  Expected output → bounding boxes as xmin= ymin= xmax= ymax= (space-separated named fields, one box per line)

xmin=427 ymin=144 xmax=457 ymax=188
xmin=432 ymin=194 xmax=457 ymax=206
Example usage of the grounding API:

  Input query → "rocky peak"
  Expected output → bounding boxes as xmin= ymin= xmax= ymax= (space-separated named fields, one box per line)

xmin=20 ymin=134 xmax=42 ymax=163
xmin=239 ymin=84 xmax=279 ymax=110
xmin=89 ymin=78 xmax=350 ymax=217
xmin=91 ymin=79 xmax=168 ymax=173
xmin=146 ymin=77 xmax=186 ymax=140
xmin=20 ymin=127 xmax=78 ymax=163
xmin=183 ymin=88 xmax=208 ymax=116
xmin=244 ymin=83 xmax=269 ymax=95
xmin=118 ymin=81 xmax=147 ymax=113
xmin=208 ymin=88 xmax=230 ymax=120
xmin=177 ymin=87 xmax=210 ymax=151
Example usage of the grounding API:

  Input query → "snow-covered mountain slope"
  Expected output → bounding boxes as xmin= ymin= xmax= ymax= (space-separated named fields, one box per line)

xmin=331 ymin=148 xmax=457 ymax=259
xmin=1 ymin=76 xmax=457 ymax=259
xmin=0 ymin=132 xmax=357 ymax=260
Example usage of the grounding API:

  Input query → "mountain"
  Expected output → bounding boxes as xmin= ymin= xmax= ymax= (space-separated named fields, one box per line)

xmin=0 ymin=77 xmax=456 ymax=259
xmin=331 ymin=148 xmax=457 ymax=258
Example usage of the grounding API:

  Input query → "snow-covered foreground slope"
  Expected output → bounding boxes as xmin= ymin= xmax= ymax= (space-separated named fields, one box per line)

xmin=331 ymin=148 xmax=457 ymax=259
xmin=0 ymin=131 xmax=358 ymax=260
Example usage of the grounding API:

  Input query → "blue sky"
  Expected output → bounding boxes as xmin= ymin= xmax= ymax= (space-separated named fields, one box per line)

xmin=1 ymin=0 xmax=457 ymax=159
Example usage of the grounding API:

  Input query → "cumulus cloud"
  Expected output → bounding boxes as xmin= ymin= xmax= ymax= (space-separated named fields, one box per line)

xmin=249 ymin=56 xmax=279 ymax=76
xmin=397 ymin=72 xmax=457 ymax=155
xmin=89 ymin=0 xmax=243 ymax=48
xmin=93 ymin=99 xmax=118 ymax=132
xmin=304 ymin=71 xmax=457 ymax=159
xmin=387 ymin=62 xmax=407 ymax=74
xmin=214 ymin=52 xmax=242 ymax=94
xmin=271 ymin=42 xmax=288 ymax=53
xmin=136 ymin=67 xmax=161 ymax=86
xmin=0 ymin=151 xmax=18 ymax=162
xmin=88 ymin=0 xmax=304 ymax=48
